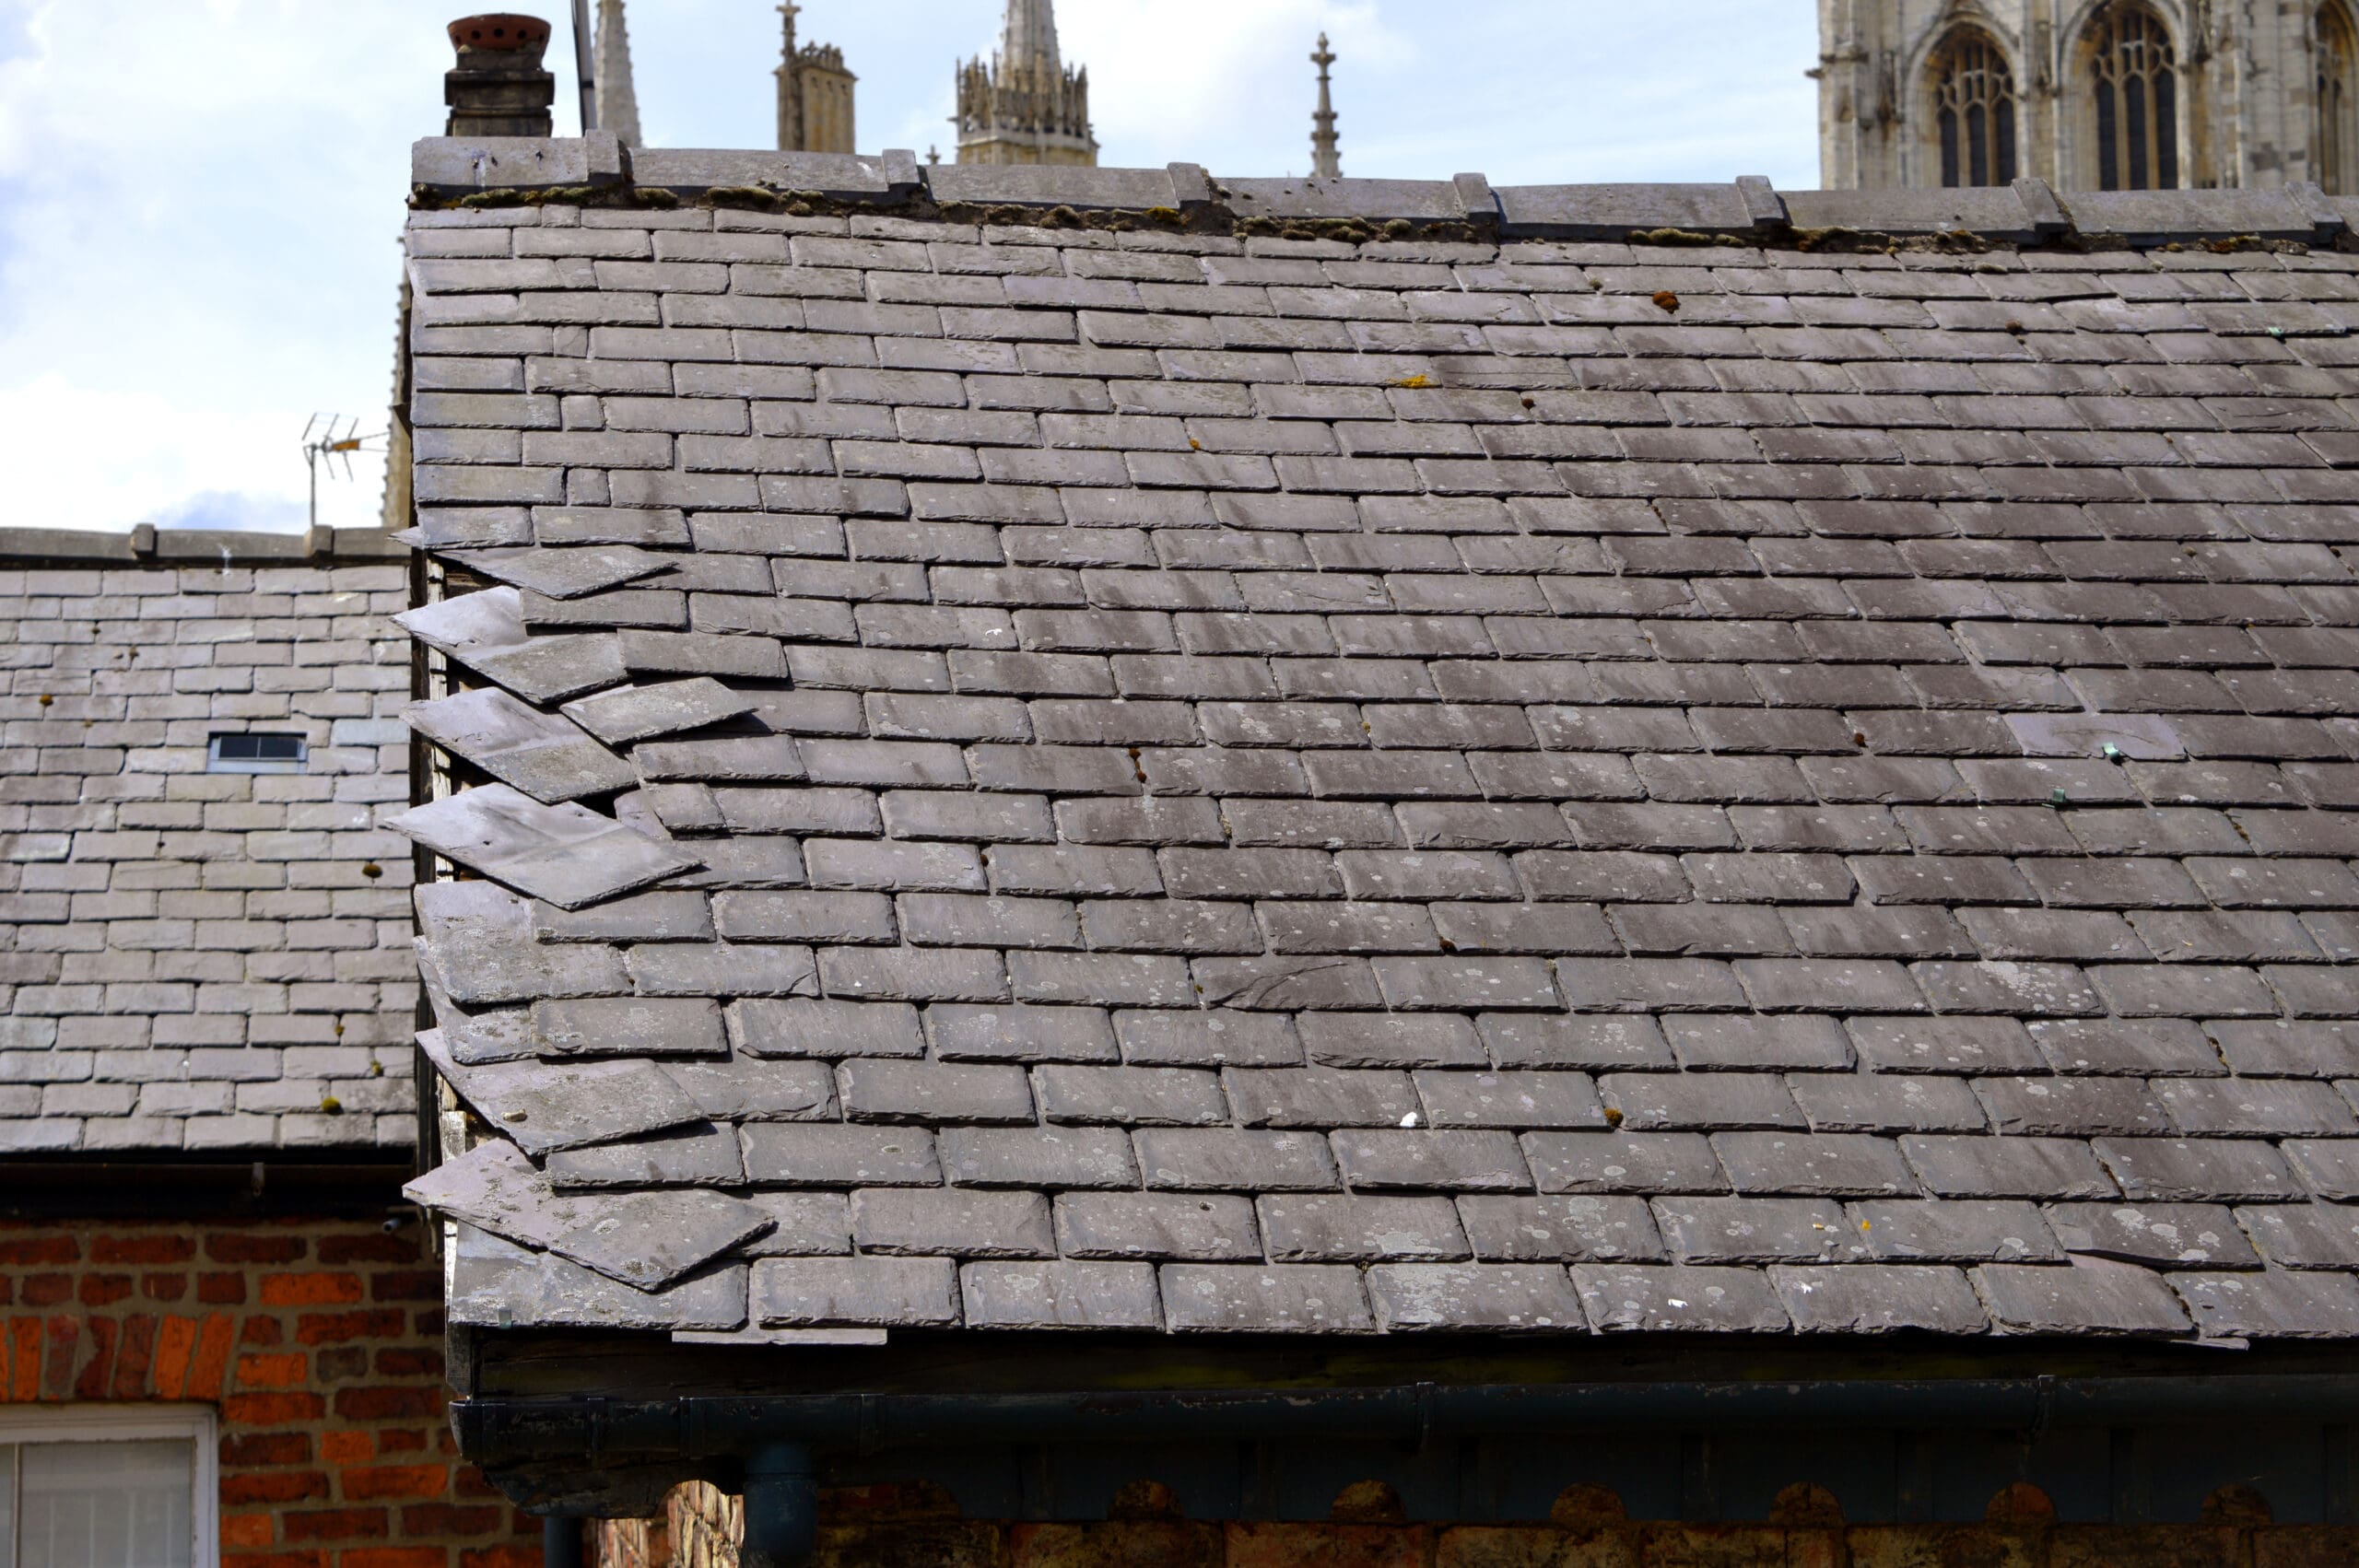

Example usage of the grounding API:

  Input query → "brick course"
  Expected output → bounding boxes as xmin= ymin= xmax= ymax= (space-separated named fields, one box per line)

xmin=0 ymin=1217 xmax=536 ymax=1568
xmin=594 ymin=1479 xmax=2359 ymax=1568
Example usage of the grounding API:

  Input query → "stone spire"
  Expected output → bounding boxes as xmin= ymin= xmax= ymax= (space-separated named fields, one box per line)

xmin=1310 ymin=33 xmax=1341 ymax=179
xmin=956 ymin=0 xmax=1097 ymax=166
xmin=1001 ymin=0 xmax=1062 ymax=73
xmin=593 ymin=0 xmax=641 ymax=146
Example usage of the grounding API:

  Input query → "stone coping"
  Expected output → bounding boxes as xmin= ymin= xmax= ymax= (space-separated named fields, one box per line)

xmin=0 ymin=524 xmax=408 ymax=566
xmin=412 ymin=135 xmax=2359 ymax=246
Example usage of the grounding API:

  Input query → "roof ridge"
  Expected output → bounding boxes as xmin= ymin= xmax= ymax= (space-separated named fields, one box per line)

xmin=411 ymin=138 xmax=2359 ymax=248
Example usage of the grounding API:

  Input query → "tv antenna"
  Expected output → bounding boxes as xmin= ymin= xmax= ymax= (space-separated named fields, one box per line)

xmin=301 ymin=415 xmax=384 ymax=531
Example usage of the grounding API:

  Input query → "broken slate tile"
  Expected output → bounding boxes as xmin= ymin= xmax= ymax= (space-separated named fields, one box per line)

xmin=389 ymin=783 xmax=702 ymax=910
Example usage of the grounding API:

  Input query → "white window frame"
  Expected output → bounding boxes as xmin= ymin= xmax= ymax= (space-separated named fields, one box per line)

xmin=0 ymin=1405 xmax=217 ymax=1568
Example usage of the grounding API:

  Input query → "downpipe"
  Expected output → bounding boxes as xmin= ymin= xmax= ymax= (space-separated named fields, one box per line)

xmin=741 ymin=1442 xmax=817 ymax=1568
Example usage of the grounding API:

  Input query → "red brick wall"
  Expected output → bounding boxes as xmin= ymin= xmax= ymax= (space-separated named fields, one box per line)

xmin=0 ymin=1218 xmax=538 ymax=1568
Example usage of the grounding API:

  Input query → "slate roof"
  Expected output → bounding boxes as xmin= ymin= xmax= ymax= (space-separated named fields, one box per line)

xmin=0 ymin=528 xmax=418 ymax=1153
xmin=399 ymin=146 xmax=2359 ymax=1345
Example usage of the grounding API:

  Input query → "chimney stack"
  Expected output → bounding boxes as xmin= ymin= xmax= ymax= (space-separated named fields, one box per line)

xmin=445 ymin=14 xmax=556 ymax=137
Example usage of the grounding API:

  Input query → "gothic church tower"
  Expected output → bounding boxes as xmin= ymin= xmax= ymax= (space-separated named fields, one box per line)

xmin=1818 ymin=0 xmax=2359 ymax=193
xmin=956 ymin=0 xmax=1098 ymax=166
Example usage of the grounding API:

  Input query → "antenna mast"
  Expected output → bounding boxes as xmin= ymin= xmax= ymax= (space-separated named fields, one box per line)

xmin=570 ymin=0 xmax=598 ymax=131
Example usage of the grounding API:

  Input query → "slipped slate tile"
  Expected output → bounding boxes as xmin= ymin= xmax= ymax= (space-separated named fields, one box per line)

xmin=1975 ymin=1258 xmax=2193 ymax=1336
xmin=389 ymin=783 xmax=702 ymax=910
xmin=416 ymin=882 xmax=629 ymax=1006
xmin=2045 ymin=1201 xmax=2262 ymax=1270
xmin=2171 ymin=1270 xmax=2359 ymax=1340
xmin=405 ymin=688 xmax=637 ymax=803
xmin=397 ymin=588 xmax=627 ymax=705
xmin=417 ymin=951 xmax=535 ymax=1066
xmin=447 ymin=1225 xmax=749 ymax=1332
xmin=417 ymin=1028 xmax=702 ymax=1154
xmin=445 ymin=544 xmax=675 ymax=600
xmin=405 ymin=1139 xmax=775 ymax=1289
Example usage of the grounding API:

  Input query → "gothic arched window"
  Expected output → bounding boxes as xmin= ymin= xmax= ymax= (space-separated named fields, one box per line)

xmin=2319 ymin=4 xmax=2357 ymax=193
xmin=1931 ymin=29 xmax=2019 ymax=186
xmin=2087 ymin=5 xmax=2179 ymax=190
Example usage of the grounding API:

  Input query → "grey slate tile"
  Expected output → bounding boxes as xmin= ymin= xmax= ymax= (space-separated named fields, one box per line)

xmin=1770 ymin=1264 xmax=1989 ymax=1334
xmin=1572 ymin=1264 xmax=1790 ymax=1333
xmin=1654 ymin=1196 xmax=1870 ymax=1264
xmin=1456 ymin=1194 xmax=1664 ymax=1264
xmin=1161 ymin=1263 xmax=1374 ymax=1333
xmin=1054 ymin=1192 xmax=1262 ymax=1260
xmin=851 ymin=1188 xmax=1054 ymax=1258
xmin=1849 ymin=1199 xmax=2062 ymax=1263
xmin=388 ymin=198 xmax=2359 ymax=1347
xmin=961 ymin=1261 xmax=1162 ymax=1329
xmin=1367 ymin=1263 xmax=1588 ymax=1331
xmin=754 ymin=1256 xmax=960 ymax=1328
xmin=1257 ymin=1194 xmax=1470 ymax=1262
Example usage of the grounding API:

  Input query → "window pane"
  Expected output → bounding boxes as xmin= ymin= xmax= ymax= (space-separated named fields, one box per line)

xmin=20 ymin=1441 xmax=193 ymax=1568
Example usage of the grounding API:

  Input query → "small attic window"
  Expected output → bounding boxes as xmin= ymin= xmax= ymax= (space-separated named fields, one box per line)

xmin=208 ymin=733 xmax=308 ymax=775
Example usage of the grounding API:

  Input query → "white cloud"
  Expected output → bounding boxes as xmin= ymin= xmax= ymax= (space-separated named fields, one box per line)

xmin=0 ymin=0 xmax=1823 ymax=535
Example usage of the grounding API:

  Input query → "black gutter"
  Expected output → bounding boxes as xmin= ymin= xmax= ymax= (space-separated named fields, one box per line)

xmin=0 ymin=1154 xmax=414 ymax=1222
xmin=459 ymin=1372 xmax=2359 ymax=1464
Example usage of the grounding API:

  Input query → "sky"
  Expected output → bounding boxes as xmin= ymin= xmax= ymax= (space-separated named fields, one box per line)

xmin=0 ymin=0 xmax=1821 ymax=536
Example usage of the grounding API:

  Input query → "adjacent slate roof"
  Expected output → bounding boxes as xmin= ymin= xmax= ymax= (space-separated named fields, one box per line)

xmin=0 ymin=531 xmax=417 ymax=1153
xmin=400 ymin=148 xmax=2359 ymax=1344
